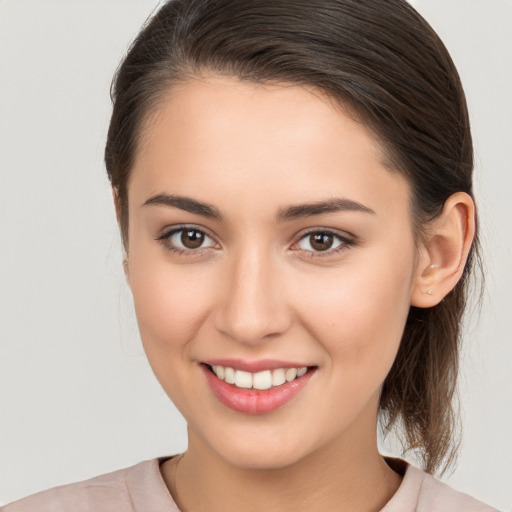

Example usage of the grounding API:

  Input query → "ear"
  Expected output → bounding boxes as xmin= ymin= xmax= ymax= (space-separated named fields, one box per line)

xmin=112 ymin=187 xmax=122 ymax=225
xmin=411 ymin=192 xmax=476 ymax=308
xmin=123 ymin=258 xmax=131 ymax=286
xmin=112 ymin=187 xmax=131 ymax=286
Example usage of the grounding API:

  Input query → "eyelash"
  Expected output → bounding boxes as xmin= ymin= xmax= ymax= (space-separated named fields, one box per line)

xmin=292 ymin=229 xmax=355 ymax=258
xmin=156 ymin=225 xmax=217 ymax=257
xmin=155 ymin=225 xmax=355 ymax=258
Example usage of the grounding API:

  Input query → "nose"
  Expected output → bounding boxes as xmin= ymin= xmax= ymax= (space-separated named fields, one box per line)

xmin=213 ymin=248 xmax=292 ymax=345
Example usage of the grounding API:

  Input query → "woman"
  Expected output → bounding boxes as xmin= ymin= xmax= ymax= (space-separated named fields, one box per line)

xmin=2 ymin=0 xmax=502 ymax=510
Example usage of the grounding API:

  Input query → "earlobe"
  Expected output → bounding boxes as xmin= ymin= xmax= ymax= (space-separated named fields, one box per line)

xmin=411 ymin=192 xmax=476 ymax=308
xmin=114 ymin=188 xmax=131 ymax=287
xmin=112 ymin=187 xmax=122 ymax=224
xmin=123 ymin=259 xmax=131 ymax=286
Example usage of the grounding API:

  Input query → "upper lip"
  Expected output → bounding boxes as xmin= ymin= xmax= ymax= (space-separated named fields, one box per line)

xmin=202 ymin=358 xmax=311 ymax=373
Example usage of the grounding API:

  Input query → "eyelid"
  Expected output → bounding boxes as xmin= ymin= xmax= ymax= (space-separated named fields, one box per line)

xmin=291 ymin=228 xmax=356 ymax=256
xmin=155 ymin=224 xmax=356 ymax=258
xmin=156 ymin=224 xmax=219 ymax=255
xmin=156 ymin=223 xmax=215 ymax=241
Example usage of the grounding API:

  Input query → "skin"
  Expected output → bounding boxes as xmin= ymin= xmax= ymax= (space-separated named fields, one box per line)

xmin=122 ymin=75 xmax=475 ymax=512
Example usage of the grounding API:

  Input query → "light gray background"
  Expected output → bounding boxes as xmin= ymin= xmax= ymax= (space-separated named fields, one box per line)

xmin=1 ymin=0 xmax=511 ymax=509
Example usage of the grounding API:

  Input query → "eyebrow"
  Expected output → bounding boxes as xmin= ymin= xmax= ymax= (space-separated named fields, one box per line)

xmin=142 ymin=194 xmax=224 ymax=220
xmin=277 ymin=198 xmax=375 ymax=221
xmin=142 ymin=194 xmax=375 ymax=222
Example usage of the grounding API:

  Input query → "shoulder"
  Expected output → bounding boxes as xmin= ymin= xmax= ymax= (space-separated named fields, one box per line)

xmin=1 ymin=457 xmax=178 ymax=512
xmin=382 ymin=461 xmax=499 ymax=512
xmin=415 ymin=469 xmax=498 ymax=512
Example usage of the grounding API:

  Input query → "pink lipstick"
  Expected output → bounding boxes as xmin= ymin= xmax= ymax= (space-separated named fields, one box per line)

xmin=201 ymin=361 xmax=315 ymax=415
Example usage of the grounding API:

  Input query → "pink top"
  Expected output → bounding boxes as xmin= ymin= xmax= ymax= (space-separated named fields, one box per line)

xmin=2 ymin=457 xmax=498 ymax=512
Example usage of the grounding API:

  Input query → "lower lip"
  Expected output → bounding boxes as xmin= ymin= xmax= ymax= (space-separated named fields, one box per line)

xmin=202 ymin=365 xmax=315 ymax=415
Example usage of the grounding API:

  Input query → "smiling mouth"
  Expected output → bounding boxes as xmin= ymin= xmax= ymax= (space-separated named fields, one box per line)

xmin=202 ymin=362 xmax=316 ymax=414
xmin=206 ymin=364 xmax=311 ymax=390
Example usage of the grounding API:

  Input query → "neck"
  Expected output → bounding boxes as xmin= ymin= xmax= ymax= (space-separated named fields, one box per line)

xmin=161 ymin=420 xmax=402 ymax=512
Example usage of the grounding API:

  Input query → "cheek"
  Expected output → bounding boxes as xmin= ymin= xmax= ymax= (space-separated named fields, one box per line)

xmin=295 ymin=251 xmax=415 ymax=378
xmin=128 ymin=251 xmax=215 ymax=355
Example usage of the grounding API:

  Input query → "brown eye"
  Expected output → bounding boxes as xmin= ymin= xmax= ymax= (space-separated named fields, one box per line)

xmin=296 ymin=230 xmax=351 ymax=254
xmin=309 ymin=232 xmax=334 ymax=251
xmin=181 ymin=229 xmax=205 ymax=249
xmin=160 ymin=227 xmax=217 ymax=253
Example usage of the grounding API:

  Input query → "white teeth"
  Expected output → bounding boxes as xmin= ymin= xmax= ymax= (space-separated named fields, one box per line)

xmin=253 ymin=370 xmax=272 ymax=390
xmin=297 ymin=367 xmax=307 ymax=377
xmin=272 ymin=368 xmax=286 ymax=386
xmin=211 ymin=365 xmax=309 ymax=389
xmin=214 ymin=365 xmax=225 ymax=380
xmin=235 ymin=370 xmax=253 ymax=388
xmin=285 ymin=368 xmax=298 ymax=382
xmin=224 ymin=367 xmax=236 ymax=384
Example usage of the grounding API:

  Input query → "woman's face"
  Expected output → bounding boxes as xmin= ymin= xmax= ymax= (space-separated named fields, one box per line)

xmin=126 ymin=75 xmax=420 ymax=468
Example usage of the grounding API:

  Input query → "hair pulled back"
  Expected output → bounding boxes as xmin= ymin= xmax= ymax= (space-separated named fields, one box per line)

xmin=105 ymin=0 xmax=478 ymax=474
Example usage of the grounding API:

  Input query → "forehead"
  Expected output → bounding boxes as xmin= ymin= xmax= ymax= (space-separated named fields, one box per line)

xmin=130 ymin=75 xmax=410 ymax=216
xmin=136 ymin=74 xmax=385 ymax=163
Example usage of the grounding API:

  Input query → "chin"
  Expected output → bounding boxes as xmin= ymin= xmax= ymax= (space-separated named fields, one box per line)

xmin=222 ymin=447 xmax=305 ymax=470
xmin=203 ymin=428 xmax=316 ymax=470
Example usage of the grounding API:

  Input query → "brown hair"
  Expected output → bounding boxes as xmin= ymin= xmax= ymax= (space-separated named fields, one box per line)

xmin=105 ymin=0 xmax=479 ymax=474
